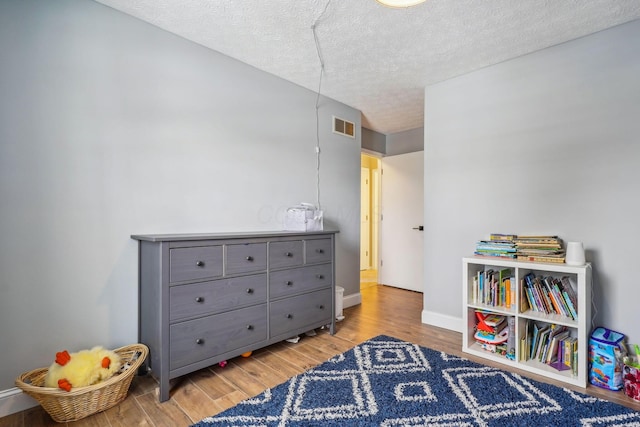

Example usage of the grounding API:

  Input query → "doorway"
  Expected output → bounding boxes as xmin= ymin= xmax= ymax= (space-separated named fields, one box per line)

xmin=361 ymin=153 xmax=380 ymax=289
xmin=377 ymin=151 xmax=424 ymax=292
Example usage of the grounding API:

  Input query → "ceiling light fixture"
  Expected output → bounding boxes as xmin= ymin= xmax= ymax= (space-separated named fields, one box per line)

xmin=376 ymin=0 xmax=427 ymax=7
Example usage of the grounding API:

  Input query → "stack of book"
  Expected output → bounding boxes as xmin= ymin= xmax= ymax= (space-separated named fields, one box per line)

xmin=474 ymin=311 xmax=510 ymax=355
xmin=514 ymin=236 xmax=565 ymax=263
xmin=474 ymin=234 xmax=517 ymax=258
xmin=472 ymin=268 xmax=516 ymax=308
xmin=521 ymin=321 xmax=577 ymax=374
xmin=521 ymin=273 xmax=578 ymax=320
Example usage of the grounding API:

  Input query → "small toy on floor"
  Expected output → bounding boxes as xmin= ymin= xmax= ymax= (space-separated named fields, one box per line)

xmin=44 ymin=346 xmax=122 ymax=391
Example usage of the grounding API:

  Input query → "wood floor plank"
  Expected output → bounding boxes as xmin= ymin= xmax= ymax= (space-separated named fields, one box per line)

xmin=135 ymin=392 xmax=193 ymax=427
xmin=262 ymin=344 xmax=324 ymax=372
xmin=21 ymin=406 xmax=58 ymax=426
xmin=185 ymin=368 xmax=235 ymax=400
xmin=67 ymin=412 xmax=111 ymax=427
xmin=210 ymin=361 xmax=269 ymax=397
xmin=228 ymin=357 xmax=289 ymax=389
xmin=207 ymin=390 xmax=249 ymax=416
xmin=170 ymin=379 xmax=217 ymax=424
xmin=253 ymin=350 xmax=307 ymax=379
xmin=0 ymin=412 xmax=21 ymax=427
xmin=103 ymin=395 xmax=153 ymax=427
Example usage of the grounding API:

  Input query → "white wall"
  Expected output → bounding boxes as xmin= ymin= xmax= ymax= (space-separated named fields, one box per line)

xmin=422 ymin=19 xmax=640 ymax=345
xmin=0 ymin=0 xmax=361 ymax=399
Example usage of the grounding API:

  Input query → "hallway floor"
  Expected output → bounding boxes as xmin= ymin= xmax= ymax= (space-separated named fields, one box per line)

xmin=360 ymin=268 xmax=378 ymax=289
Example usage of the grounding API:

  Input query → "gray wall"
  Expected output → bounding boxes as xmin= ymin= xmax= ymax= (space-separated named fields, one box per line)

xmin=423 ymin=19 xmax=640 ymax=345
xmin=386 ymin=127 xmax=424 ymax=156
xmin=362 ymin=127 xmax=387 ymax=154
xmin=362 ymin=126 xmax=424 ymax=156
xmin=0 ymin=0 xmax=361 ymax=392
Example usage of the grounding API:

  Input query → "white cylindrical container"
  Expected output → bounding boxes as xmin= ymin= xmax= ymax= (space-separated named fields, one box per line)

xmin=565 ymin=242 xmax=586 ymax=266
xmin=335 ymin=286 xmax=345 ymax=321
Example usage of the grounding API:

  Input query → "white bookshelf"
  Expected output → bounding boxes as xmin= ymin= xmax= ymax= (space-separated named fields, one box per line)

xmin=462 ymin=256 xmax=592 ymax=388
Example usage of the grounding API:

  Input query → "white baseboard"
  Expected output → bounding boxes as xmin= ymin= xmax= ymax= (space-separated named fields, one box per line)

xmin=0 ymin=387 xmax=37 ymax=418
xmin=421 ymin=309 xmax=463 ymax=333
xmin=343 ymin=291 xmax=361 ymax=309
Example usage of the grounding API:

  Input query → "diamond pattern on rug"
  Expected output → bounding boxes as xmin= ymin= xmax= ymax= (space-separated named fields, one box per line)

xmin=394 ymin=381 xmax=436 ymax=402
xmin=285 ymin=371 xmax=377 ymax=420
xmin=443 ymin=366 xmax=561 ymax=422
xmin=193 ymin=335 xmax=640 ymax=427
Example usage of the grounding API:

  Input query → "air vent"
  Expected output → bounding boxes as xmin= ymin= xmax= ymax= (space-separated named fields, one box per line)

xmin=333 ymin=116 xmax=355 ymax=138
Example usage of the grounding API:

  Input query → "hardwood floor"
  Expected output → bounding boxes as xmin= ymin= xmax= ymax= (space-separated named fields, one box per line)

xmin=360 ymin=268 xmax=378 ymax=289
xmin=2 ymin=285 xmax=638 ymax=426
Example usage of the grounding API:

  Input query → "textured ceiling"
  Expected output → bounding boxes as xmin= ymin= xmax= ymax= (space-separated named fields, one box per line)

xmin=94 ymin=0 xmax=640 ymax=135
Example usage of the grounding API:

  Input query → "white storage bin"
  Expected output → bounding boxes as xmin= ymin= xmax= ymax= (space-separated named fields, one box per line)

xmin=284 ymin=203 xmax=323 ymax=231
xmin=335 ymin=286 xmax=344 ymax=321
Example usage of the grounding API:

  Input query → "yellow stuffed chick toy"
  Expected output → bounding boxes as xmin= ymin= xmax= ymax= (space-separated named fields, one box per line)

xmin=44 ymin=346 xmax=122 ymax=391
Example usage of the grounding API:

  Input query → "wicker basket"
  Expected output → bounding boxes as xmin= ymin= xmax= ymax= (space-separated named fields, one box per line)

xmin=15 ymin=344 xmax=148 ymax=423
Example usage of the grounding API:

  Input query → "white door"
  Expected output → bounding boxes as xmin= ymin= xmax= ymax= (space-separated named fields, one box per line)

xmin=360 ymin=167 xmax=371 ymax=270
xmin=379 ymin=151 xmax=424 ymax=292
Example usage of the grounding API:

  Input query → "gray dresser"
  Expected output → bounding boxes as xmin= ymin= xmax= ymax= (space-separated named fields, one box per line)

xmin=131 ymin=230 xmax=338 ymax=402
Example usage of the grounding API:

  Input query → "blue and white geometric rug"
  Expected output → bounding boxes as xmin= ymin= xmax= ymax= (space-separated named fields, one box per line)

xmin=192 ymin=335 xmax=640 ymax=426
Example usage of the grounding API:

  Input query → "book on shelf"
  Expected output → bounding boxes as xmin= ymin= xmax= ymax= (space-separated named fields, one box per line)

xmin=521 ymin=273 xmax=578 ymax=321
xmin=513 ymin=234 xmax=562 ymax=246
xmin=549 ymin=277 xmax=574 ymax=319
xmin=476 ymin=242 xmax=517 ymax=251
xmin=472 ymin=268 xmax=514 ymax=309
xmin=473 ymin=251 xmax=516 ymax=259
xmin=560 ymin=276 xmax=579 ymax=315
xmin=529 ymin=322 xmax=543 ymax=360
xmin=546 ymin=330 xmax=570 ymax=364
xmin=489 ymin=234 xmax=517 ymax=242
xmin=517 ymin=255 xmax=566 ymax=263
xmin=523 ymin=320 xmax=577 ymax=372
xmin=474 ymin=238 xmax=517 ymax=259
xmin=520 ymin=278 xmax=531 ymax=312
xmin=535 ymin=326 xmax=552 ymax=361
xmin=499 ymin=268 xmax=511 ymax=308
xmin=506 ymin=316 xmax=516 ymax=360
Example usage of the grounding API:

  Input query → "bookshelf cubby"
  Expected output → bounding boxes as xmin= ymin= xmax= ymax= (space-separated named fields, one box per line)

xmin=462 ymin=256 xmax=592 ymax=388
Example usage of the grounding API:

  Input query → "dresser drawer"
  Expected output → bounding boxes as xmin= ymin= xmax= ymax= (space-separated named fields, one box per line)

xmin=226 ymin=243 xmax=267 ymax=275
xmin=169 ymin=273 xmax=267 ymax=322
xmin=269 ymin=264 xmax=332 ymax=299
xmin=270 ymin=289 xmax=332 ymax=337
xmin=269 ymin=240 xmax=303 ymax=269
xmin=170 ymin=245 xmax=223 ymax=283
xmin=169 ymin=304 xmax=267 ymax=370
xmin=305 ymin=238 xmax=332 ymax=264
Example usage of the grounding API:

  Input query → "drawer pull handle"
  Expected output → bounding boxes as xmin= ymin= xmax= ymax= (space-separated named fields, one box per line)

xmin=247 ymin=325 xmax=254 ymax=330
xmin=195 ymin=296 xmax=204 ymax=303
xmin=285 ymin=252 xmax=292 ymax=257
xmin=195 ymin=338 xmax=204 ymax=345
xmin=286 ymin=314 xmax=293 ymax=319
xmin=316 ymin=274 xmax=324 ymax=279
xmin=319 ymin=305 xmax=324 ymax=309
xmin=246 ymin=256 xmax=254 ymax=261
xmin=285 ymin=281 xmax=293 ymax=286
xmin=196 ymin=260 xmax=205 ymax=267
xmin=316 ymin=249 xmax=324 ymax=254
xmin=246 ymin=288 xmax=254 ymax=294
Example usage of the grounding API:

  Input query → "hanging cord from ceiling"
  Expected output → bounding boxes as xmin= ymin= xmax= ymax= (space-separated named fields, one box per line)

xmin=311 ymin=0 xmax=331 ymax=210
